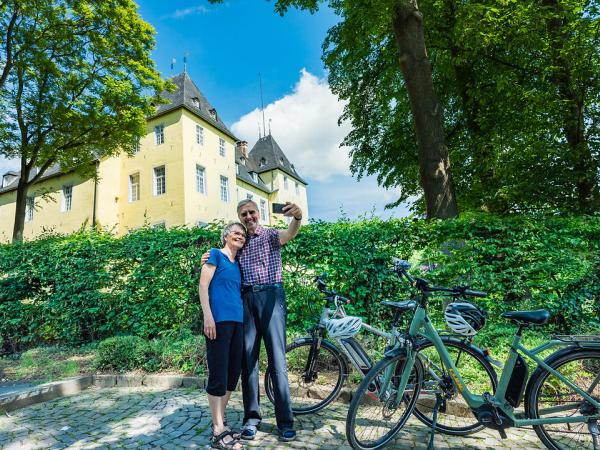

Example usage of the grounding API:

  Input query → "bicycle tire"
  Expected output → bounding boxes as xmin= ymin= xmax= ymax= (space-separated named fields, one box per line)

xmin=264 ymin=337 xmax=347 ymax=415
xmin=413 ymin=337 xmax=498 ymax=435
xmin=346 ymin=351 xmax=423 ymax=450
xmin=525 ymin=347 xmax=600 ymax=450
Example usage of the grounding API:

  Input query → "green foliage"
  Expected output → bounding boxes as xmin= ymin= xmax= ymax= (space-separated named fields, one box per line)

xmin=95 ymin=336 xmax=155 ymax=373
xmin=0 ymin=216 xmax=598 ymax=354
xmin=250 ymin=0 xmax=600 ymax=214
xmin=0 ymin=0 xmax=168 ymax=241
xmin=93 ymin=332 xmax=206 ymax=374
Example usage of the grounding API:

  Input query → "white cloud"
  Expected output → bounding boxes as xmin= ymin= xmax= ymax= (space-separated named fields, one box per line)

xmin=231 ymin=69 xmax=352 ymax=181
xmin=163 ymin=5 xmax=210 ymax=19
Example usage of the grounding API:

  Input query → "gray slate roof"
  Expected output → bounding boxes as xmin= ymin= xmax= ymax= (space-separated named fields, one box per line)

xmin=235 ymin=147 xmax=272 ymax=193
xmin=0 ymin=165 xmax=63 ymax=194
xmin=249 ymin=135 xmax=307 ymax=185
xmin=154 ymin=72 xmax=236 ymax=140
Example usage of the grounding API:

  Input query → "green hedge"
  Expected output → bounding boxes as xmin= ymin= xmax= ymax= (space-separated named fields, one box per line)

xmin=0 ymin=214 xmax=598 ymax=353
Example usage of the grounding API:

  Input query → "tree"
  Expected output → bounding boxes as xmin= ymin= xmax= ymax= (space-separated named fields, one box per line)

xmin=226 ymin=0 xmax=598 ymax=216
xmin=214 ymin=0 xmax=460 ymax=218
xmin=0 ymin=0 xmax=166 ymax=242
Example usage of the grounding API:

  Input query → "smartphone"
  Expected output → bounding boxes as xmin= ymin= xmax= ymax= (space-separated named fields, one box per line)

xmin=272 ymin=202 xmax=287 ymax=214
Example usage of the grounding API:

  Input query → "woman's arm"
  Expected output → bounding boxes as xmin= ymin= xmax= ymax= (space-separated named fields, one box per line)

xmin=199 ymin=263 xmax=217 ymax=339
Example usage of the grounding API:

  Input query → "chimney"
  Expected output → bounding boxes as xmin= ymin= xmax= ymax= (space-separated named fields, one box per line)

xmin=236 ymin=140 xmax=249 ymax=159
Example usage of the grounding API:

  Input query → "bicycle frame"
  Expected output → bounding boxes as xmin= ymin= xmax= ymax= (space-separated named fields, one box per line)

xmin=391 ymin=303 xmax=600 ymax=428
xmin=315 ymin=303 xmax=397 ymax=376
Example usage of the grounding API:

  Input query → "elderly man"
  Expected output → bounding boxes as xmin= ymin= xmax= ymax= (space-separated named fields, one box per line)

xmin=204 ymin=199 xmax=302 ymax=442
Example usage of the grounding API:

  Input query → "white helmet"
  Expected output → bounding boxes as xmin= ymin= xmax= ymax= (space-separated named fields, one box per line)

xmin=444 ymin=302 xmax=486 ymax=336
xmin=326 ymin=316 xmax=363 ymax=339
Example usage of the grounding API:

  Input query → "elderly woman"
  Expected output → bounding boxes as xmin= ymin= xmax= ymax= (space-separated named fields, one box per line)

xmin=199 ymin=222 xmax=247 ymax=450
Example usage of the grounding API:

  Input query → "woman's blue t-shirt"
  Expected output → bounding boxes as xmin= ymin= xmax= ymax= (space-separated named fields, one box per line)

xmin=206 ymin=248 xmax=243 ymax=323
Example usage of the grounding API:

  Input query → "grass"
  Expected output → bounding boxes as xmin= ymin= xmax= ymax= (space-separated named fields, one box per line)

xmin=0 ymin=346 xmax=96 ymax=383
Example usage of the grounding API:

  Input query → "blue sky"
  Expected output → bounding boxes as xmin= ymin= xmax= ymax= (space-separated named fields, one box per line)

xmin=0 ymin=1 xmax=411 ymax=221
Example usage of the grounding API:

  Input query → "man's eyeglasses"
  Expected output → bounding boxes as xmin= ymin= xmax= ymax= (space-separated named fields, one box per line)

xmin=239 ymin=210 xmax=258 ymax=218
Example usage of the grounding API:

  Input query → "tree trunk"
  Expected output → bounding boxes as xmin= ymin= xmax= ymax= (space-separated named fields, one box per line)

xmin=12 ymin=175 xmax=29 ymax=243
xmin=543 ymin=0 xmax=600 ymax=213
xmin=391 ymin=0 xmax=459 ymax=219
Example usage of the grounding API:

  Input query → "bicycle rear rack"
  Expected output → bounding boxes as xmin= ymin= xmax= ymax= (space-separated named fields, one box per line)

xmin=553 ymin=335 xmax=600 ymax=343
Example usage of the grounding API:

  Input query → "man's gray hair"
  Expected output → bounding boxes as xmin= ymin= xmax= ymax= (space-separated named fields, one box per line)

xmin=237 ymin=198 xmax=259 ymax=213
xmin=221 ymin=222 xmax=247 ymax=245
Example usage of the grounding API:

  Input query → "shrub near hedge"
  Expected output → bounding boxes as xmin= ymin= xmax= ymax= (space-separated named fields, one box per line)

xmin=0 ymin=214 xmax=598 ymax=353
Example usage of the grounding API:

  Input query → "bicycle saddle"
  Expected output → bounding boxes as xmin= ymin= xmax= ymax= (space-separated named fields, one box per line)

xmin=501 ymin=309 xmax=550 ymax=325
xmin=380 ymin=300 xmax=417 ymax=312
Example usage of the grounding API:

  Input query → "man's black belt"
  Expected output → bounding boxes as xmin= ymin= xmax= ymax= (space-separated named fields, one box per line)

xmin=242 ymin=283 xmax=283 ymax=293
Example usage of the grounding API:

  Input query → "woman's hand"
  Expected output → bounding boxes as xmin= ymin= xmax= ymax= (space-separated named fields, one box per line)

xmin=204 ymin=314 xmax=216 ymax=340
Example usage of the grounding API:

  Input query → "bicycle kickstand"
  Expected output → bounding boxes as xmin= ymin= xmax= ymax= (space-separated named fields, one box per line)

xmin=589 ymin=420 xmax=600 ymax=450
xmin=427 ymin=393 xmax=444 ymax=450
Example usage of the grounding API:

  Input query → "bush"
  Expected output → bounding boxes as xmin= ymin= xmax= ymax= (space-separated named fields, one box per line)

xmin=94 ymin=333 xmax=206 ymax=374
xmin=1 ymin=214 xmax=599 ymax=353
xmin=95 ymin=336 xmax=156 ymax=372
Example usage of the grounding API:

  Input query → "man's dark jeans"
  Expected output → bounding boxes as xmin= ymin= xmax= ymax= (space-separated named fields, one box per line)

xmin=241 ymin=285 xmax=293 ymax=430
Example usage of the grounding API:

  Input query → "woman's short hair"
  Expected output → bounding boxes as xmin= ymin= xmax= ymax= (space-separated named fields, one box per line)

xmin=221 ymin=222 xmax=247 ymax=246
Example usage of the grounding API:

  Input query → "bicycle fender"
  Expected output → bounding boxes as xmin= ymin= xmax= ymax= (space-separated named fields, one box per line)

xmin=524 ymin=344 xmax=581 ymax=405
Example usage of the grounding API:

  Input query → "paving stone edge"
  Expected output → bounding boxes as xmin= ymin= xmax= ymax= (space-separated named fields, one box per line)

xmin=0 ymin=374 xmax=207 ymax=413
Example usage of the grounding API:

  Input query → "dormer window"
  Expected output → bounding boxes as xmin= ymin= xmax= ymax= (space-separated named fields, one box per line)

xmin=209 ymin=108 xmax=217 ymax=120
xmin=236 ymin=163 xmax=240 ymax=175
xmin=260 ymin=158 xmax=266 ymax=167
xmin=191 ymin=97 xmax=200 ymax=108
xmin=252 ymin=172 xmax=258 ymax=182
xmin=291 ymin=164 xmax=296 ymax=172
xmin=280 ymin=157 xmax=284 ymax=165
xmin=239 ymin=156 xmax=247 ymax=166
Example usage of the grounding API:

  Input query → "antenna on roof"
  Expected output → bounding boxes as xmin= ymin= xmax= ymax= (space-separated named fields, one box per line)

xmin=170 ymin=57 xmax=176 ymax=71
xmin=259 ymin=73 xmax=266 ymax=138
xmin=183 ymin=52 xmax=189 ymax=73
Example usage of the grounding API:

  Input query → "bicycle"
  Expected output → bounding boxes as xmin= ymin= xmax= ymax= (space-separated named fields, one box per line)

xmin=265 ymin=271 xmax=498 ymax=437
xmin=346 ymin=258 xmax=600 ymax=450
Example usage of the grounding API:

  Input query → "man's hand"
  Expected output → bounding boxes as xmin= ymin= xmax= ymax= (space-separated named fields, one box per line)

xmin=282 ymin=202 xmax=302 ymax=221
xmin=201 ymin=250 xmax=210 ymax=265
xmin=204 ymin=315 xmax=216 ymax=340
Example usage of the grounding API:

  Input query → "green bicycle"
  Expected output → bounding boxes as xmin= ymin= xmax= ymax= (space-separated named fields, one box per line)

xmin=346 ymin=258 xmax=600 ymax=450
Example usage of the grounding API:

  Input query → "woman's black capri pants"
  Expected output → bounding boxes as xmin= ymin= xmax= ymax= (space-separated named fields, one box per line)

xmin=205 ymin=321 xmax=244 ymax=396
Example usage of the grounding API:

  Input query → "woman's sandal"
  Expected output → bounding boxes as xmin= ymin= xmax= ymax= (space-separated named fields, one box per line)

xmin=210 ymin=422 xmax=241 ymax=439
xmin=211 ymin=430 xmax=244 ymax=450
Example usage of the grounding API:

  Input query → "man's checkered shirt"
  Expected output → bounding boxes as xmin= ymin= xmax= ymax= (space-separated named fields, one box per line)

xmin=239 ymin=225 xmax=282 ymax=285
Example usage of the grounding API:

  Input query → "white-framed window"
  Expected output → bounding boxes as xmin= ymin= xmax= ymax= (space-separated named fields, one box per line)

xmin=260 ymin=199 xmax=267 ymax=219
xmin=154 ymin=124 xmax=164 ymax=145
xmin=196 ymin=165 xmax=206 ymax=194
xmin=219 ymin=138 xmax=226 ymax=157
xmin=154 ymin=166 xmax=166 ymax=196
xmin=284 ymin=175 xmax=289 ymax=190
xmin=61 ymin=185 xmax=73 ymax=212
xmin=251 ymin=172 xmax=258 ymax=183
xmin=295 ymin=182 xmax=300 ymax=195
xmin=129 ymin=173 xmax=140 ymax=202
xmin=246 ymin=193 xmax=253 ymax=200
xmin=25 ymin=195 xmax=34 ymax=222
xmin=220 ymin=176 xmax=229 ymax=202
xmin=133 ymin=137 xmax=141 ymax=154
xmin=196 ymin=125 xmax=204 ymax=145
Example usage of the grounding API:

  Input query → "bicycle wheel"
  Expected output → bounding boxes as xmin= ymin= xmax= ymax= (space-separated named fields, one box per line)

xmin=525 ymin=347 xmax=600 ymax=450
xmin=264 ymin=337 xmax=347 ymax=415
xmin=413 ymin=337 xmax=498 ymax=435
xmin=346 ymin=352 xmax=422 ymax=450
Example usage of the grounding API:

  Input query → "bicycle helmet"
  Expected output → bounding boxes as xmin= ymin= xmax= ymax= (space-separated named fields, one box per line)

xmin=444 ymin=302 xmax=486 ymax=336
xmin=326 ymin=316 xmax=363 ymax=339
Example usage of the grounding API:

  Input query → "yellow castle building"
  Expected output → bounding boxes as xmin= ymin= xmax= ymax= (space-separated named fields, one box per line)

xmin=0 ymin=73 xmax=309 ymax=242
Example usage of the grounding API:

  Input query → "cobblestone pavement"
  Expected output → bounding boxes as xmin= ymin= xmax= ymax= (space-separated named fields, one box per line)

xmin=0 ymin=386 xmax=546 ymax=449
